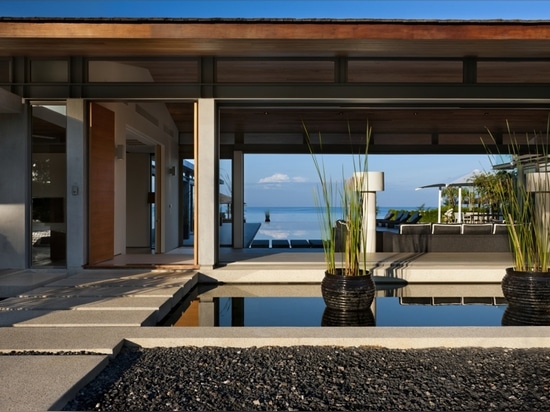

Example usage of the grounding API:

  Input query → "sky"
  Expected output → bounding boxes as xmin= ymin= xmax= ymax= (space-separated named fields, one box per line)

xmin=3 ymin=0 xmax=549 ymax=208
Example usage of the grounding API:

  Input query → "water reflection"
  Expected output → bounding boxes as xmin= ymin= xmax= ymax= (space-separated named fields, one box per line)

xmin=502 ymin=306 xmax=550 ymax=326
xmin=321 ymin=308 xmax=375 ymax=327
xmin=159 ymin=283 xmax=511 ymax=327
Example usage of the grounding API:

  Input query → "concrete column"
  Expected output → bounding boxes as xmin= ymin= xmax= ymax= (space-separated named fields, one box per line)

xmin=526 ymin=172 xmax=550 ymax=253
xmin=66 ymin=99 xmax=87 ymax=269
xmin=232 ymin=150 xmax=245 ymax=248
xmin=351 ymin=171 xmax=384 ymax=254
xmin=0 ymin=107 xmax=28 ymax=269
xmin=196 ymin=99 xmax=218 ymax=267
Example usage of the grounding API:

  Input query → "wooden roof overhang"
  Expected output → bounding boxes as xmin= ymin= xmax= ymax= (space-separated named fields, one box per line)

xmin=2 ymin=18 xmax=550 ymax=156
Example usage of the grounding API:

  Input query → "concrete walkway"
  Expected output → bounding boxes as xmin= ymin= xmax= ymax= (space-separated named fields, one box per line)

xmin=2 ymin=252 xmax=550 ymax=410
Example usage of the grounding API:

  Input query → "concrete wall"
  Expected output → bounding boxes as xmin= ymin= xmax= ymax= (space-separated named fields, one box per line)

xmin=0 ymin=109 xmax=29 ymax=269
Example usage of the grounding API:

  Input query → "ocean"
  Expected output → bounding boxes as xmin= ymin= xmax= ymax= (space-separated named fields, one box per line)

xmin=244 ymin=206 xmax=410 ymax=241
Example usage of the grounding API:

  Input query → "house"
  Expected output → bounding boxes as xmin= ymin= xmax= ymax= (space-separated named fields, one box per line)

xmin=1 ymin=18 xmax=550 ymax=270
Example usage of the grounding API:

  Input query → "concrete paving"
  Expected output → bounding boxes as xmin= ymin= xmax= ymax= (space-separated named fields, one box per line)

xmin=1 ymin=252 xmax=550 ymax=411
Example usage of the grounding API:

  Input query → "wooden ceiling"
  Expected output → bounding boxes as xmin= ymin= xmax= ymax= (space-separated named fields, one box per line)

xmin=4 ymin=18 xmax=550 ymax=155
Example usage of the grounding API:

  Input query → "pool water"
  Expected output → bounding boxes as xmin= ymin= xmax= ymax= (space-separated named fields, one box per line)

xmin=159 ymin=283 xmax=511 ymax=327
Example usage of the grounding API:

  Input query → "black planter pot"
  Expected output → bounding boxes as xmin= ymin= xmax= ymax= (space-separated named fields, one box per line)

xmin=501 ymin=267 xmax=550 ymax=309
xmin=321 ymin=270 xmax=376 ymax=312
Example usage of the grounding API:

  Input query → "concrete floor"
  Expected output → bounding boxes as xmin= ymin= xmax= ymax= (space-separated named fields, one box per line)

xmin=2 ymin=251 xmax=550 ymax=410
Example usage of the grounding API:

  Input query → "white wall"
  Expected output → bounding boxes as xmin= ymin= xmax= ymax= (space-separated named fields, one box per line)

xmin=100 ymin=101 xmax=180 ymax=254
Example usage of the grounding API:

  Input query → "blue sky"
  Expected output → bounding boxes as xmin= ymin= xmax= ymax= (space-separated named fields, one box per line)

xmin=3 ymin=1 xmax=549 ymax=208
xmin=1 ymin=1 xmax=549 ymax=19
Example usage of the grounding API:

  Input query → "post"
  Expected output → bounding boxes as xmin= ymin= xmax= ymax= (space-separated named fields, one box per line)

xmin=351 ymin=171 xmax=385 ymax=253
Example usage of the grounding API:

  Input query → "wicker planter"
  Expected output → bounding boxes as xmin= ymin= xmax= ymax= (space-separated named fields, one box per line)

xmin=321 ymin=270 xmax=376 ymax=312
xmin=502 ymin=267 xmax=550 ymax=309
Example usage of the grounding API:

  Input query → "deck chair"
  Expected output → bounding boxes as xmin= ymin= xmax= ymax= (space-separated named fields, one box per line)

xmin=387 ymin=212 xmax=411 ymax=228
xmin=376 ymin=211 xmax=394 ymax=225
xmin=394 ymin=212 xmax=422 ymax=229
xmin=377 ymin=211 xmax=404 ymax=227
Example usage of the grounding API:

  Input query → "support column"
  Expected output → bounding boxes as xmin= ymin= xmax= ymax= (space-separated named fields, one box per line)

xmin=66 ymin=99 xmax=87 ymax=269
xmin=352 ymin=172 xmax=384 ymax=254
xmin=232 ymin=150 xmax=244 ymax=248
xmin=196 ymin=99 xmax=218 ymax=267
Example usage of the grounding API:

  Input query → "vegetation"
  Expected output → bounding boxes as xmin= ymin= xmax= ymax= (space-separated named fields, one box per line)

xmin=304 ymin=121 xmax=371 ymax=276
xmin=485 ymin=119 xmax=550 ymax=272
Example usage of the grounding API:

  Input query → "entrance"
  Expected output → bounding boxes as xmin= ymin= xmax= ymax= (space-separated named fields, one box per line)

xmin=30 ymin=104 xmax=67 ymax=267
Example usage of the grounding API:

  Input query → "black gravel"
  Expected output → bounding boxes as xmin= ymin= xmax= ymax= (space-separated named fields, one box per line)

xmin=63 ymin=346 xmax=550 ymax=411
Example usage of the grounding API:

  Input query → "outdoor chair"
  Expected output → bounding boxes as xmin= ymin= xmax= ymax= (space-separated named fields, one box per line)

xmin=376 ymin=211 xmax=394 ymax=224
xmin=386 ymin=212 xmax=411 ymax=228
xmin=377 ymin=211 xmax=402 ymax=227
xmin=461 ymin=223 xmax=493 ymax=235
xmin=399 ymin=223 xmax=431 ymax=235
xmin=432 ymin=223 xmax=462 ymax=234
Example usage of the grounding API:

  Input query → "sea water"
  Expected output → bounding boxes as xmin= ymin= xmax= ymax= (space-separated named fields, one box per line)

xmin=244 ymin=206 xmax=410 ymax=241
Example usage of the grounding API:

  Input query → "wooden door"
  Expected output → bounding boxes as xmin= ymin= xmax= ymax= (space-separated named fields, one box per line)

xmin=88 ymin=103 xmax=115 ymax=264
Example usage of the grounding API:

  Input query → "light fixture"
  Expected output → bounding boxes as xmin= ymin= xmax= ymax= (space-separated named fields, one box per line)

xmin=115 ymin=144 xmax=125 ymax=160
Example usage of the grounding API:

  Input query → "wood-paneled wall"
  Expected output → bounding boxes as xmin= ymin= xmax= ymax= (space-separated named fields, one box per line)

xmin=88 ymin=102 xmax=115 ymax=264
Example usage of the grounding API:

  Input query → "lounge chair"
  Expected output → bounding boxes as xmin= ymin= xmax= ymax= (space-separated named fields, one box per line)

xmin=387 ymin=212 xmax=412 ymax=228
xmin=398 ymin=211 xmax=422 ymax=226
xmin=376 ymin=211 xmax=394 ymax=226
xmin=377 ymin=211 xmax=405 ymax=227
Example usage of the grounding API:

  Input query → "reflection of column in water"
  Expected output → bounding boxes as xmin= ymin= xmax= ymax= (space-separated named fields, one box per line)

xmin=231 ymin=297 xmax=245 ymax=326
xmin=199 ymin=296 xmax=215 ymax=326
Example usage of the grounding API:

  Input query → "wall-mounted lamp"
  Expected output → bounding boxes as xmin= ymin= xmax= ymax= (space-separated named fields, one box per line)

xmin=115 ymin=144 xmax=125 ymax=160
xmin=168 ymin=166 xmax=176 ymax=176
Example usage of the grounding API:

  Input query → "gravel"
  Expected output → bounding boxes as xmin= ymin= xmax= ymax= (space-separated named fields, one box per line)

xmin=63 ymin=345 xmax=550 ymax=411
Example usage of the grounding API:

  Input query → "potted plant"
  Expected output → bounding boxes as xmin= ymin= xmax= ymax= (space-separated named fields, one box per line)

xmin=485 ymin=119 xmax=550 ymax=324
xmin=303 ymin=121 xmax=376 ymax=313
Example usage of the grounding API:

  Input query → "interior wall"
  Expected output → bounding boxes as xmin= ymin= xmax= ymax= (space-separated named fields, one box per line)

xmin=126 ymin=152 xmax=151 ymax=248
xmin=100 ymin=101 xmax=180 ymax=254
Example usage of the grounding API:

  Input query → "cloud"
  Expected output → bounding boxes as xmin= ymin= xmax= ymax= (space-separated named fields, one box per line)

xmin=258 ymin=173 xmax=308 ymax=184
xmin=259 ymin=173 xmax=290 ymax=183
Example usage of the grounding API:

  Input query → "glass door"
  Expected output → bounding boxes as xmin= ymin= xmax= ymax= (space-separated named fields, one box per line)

xmin=30 ymin=104 xmax=67 ymax=267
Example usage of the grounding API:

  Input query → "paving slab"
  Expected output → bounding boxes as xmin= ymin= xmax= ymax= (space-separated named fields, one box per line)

xmin=0 ymin=270 xmax=69 ymax=297
xmin=47 ymin=273 xmax=195 ymax=288
xmin=0 ymin=295 xmax=172 ymax=312
xmin=12 ymin=309 xmax=159 ymax=327
xmin=0 ymin=310 xmax=55 ymax=326
xmin=18 ymin=285 xmax=185 ymax=298
xmin=0 ymin=355 xmax=108 ymax=411
xmin=0 ymin=327 xmax=127 ymax=354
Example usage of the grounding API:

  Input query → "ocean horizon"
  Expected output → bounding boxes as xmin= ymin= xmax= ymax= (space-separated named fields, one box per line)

xmin=243 ymin=205 xmax=426 ymax=241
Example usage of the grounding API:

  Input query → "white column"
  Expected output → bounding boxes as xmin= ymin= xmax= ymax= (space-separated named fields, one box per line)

xmin=352 ymin=172 xmax=384 ymax=254
xmin=66 ymin=99 xmax=87 ymax=269
xmin=526 ymin=172 xmax=550 ymax=252
xmin=232 ymin=150 xmax=245 ymax=248
xmin=196 ymin=99 xmax=218 ymax=267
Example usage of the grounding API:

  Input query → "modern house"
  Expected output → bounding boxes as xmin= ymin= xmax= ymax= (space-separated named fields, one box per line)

xmin=1 ymin=18 xmax=550 ymax=270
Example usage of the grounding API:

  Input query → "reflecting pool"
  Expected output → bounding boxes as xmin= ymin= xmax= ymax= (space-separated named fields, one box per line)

xmin=159 ymin=283 xmax=511 ymax=327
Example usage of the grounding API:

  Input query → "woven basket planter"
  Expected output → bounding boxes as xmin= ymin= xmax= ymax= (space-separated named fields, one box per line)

xmin=321 ymin=270 xmax=376 ymax=312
